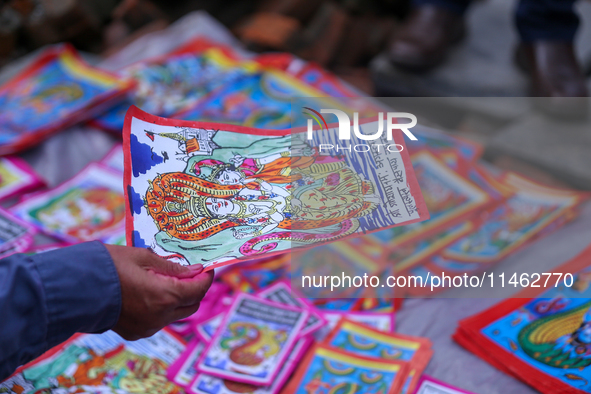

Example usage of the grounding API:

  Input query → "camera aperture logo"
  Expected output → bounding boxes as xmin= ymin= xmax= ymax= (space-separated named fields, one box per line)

xmin=302 ymin=108 xmax=418 ymax=153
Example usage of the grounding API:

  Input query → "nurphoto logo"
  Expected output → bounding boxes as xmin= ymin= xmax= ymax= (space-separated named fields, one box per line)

xmin=303 ymin=107 xmax=418 ymax=140
xmin=302 ymin=107 xmax=418 ymax=153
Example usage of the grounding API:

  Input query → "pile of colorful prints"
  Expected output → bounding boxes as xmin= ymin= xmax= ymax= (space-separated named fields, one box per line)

xmin=0 ymin=329 xmax=185 ymax=394
xmin=163 ymin=278 xmax=433 ymax=394
xmin=168 ymin=290 xmax=315 ymax=393
xmin=454 ymin=242 xmax=591 ymax=394
xmin=404 ymin=169 xmax=589 ymax=297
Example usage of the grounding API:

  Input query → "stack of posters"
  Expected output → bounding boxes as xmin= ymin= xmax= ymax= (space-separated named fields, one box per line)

xmin=454 ymin=242 xmax=591 ymax=393
xmin=165 ymin=279 xmax=430 ymax=394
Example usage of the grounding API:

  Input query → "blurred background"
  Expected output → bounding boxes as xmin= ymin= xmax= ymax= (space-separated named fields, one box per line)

xmin=2 ymin=0 xmax=590 ymax=95
xmin=2 ymin=0 xmax=591 ymax=191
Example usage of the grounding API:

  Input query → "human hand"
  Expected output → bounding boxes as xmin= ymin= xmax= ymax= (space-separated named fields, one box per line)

xmin=105 ymin=244 xmax=214 ymax=341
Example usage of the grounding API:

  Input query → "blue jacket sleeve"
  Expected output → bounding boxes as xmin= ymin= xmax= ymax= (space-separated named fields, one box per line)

xmin=0 ymin=241 xmax=121 ymax=381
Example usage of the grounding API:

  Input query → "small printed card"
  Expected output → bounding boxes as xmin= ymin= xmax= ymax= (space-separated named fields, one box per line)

xmin=93 ymin=39 xmax=249 ymax=132
xmin=413 ymin=376 xmax=476 ymax=394
xmin=442 ymin=172 xmax=588 ymax=263
xmin=189 ymin=337 xmax=312 ymax=394
xmin=257 ymin=280 xmax=325 ymax=337
xmin=168 ymin=339 xmax=206 ymax=388
xmin=282 ymin=343 xmax=409 ymax=394
xmin=195 ymin=293 xmax=309 ymax=385
xmin=13 ymin=163 xmax=125 ymax=243
xmin=0 ymin=207 xmax=35 ymax=253
xmin=323 ymin=311 xmax=394 ymax=332
xmin=0 ymin=157 xmax=44 ymax=201
xmin=124 ymin=106 xmax=428 ymax=270
xmin=325 ymin=319 xmax=432 ymax=394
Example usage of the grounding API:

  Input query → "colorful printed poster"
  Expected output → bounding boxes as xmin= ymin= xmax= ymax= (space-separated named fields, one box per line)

xmin=367 ymin=150 xmax=490 ymax=251
xmin=0 ymin=329 xmax=185 ymax=394
xmin=124 ymin=106 xmax=427 ymax=270
xmin=195 ymin=293 xmax=309 ymax=385
xmin=93 ymin=42 xmax=250 ymax=132
xmin=0 ymin=44 xmax=131 ymax=155
xmin=13 ymin=163 xmax=125 ymax=243
xmin=168 ymin=339 xmax=206 ymax=388
xmin=292 ymin=241 xmax=386 ymax=299
xmin=316 ymin=311 xmax=394 ymax=341
xmin=388 ymin=221 xmax=475 ymax=274
xmin=454 ymin=243 xmax=591 ymax=394
xmin=255 ymin=53 xmax=362 ymax=98
xmin=0 ymin=157 xmax=44 ymax=201
xmin=189 ymin=337 xmax=312 ymax=394
xmin=219 ymin=255 xmax=290 ymax=293
xmin=174 ymin=69 xmax=339 ymax=130
xmin=282 ymin=343 xmax=409 ymax=394
xmin=405 ymin=125 xmax=483 ymax=163
xmin=413 ymin=376 xmax=476 ymax=394
xmin=254 ymin=53 xmax=387 ymax=120
xmin=257 ymin=280 xmax=326 ymax=337
xmin=442 ymin=172 xmax=588 ymax=264
xmin=325 ymin=319 xmax=432 ymax=393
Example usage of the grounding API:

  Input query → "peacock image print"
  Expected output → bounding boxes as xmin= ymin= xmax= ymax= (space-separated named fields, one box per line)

xmin=518 ymin=300 xmax=591 ymax=369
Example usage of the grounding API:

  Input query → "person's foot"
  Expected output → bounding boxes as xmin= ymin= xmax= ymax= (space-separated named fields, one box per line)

xmin=516 ymin=42 xmax=588 ymax=97
xmin=515 ymin=42 xmax=589 ymax=118
xmin=388 ymin=5 xmax=466 ymax=72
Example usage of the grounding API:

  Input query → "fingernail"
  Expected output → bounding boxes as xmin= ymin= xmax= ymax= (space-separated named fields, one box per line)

xmin=189 ymin=264 xmax=204 ymax=271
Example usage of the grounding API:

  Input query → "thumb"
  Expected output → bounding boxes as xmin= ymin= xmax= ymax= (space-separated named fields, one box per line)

xmin=170 ymin=270 xmax=215 ymax=307
xmin=142 ymin=253 xmax=204 ymax=279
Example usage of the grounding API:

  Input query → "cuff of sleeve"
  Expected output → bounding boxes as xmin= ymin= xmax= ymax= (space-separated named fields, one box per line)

xmin=33 ymin=241 xmax=122 ymax=346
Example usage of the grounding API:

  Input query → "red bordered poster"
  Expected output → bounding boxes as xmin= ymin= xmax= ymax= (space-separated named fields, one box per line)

xmin=123 ymin=106 xmax=428 ymax=271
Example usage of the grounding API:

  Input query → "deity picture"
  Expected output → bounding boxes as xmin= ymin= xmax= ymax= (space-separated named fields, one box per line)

xmin=124 ymin=106 xmax=428 ymax=270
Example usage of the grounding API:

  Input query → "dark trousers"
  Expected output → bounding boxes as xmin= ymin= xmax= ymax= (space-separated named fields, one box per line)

xmin=413 ymin=0 xmax=580 ymax=42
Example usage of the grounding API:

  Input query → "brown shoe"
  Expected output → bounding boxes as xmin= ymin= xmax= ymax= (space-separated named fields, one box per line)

xmin=515 ymin=42 xmax=589 ymax=118
xmin=388 ymin=5 xmax=466 ymax=72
